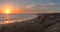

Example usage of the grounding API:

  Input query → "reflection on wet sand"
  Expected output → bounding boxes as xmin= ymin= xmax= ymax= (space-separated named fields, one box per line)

xmin=0 ymin=14 xmax=37 ymax=24
xmin=0 ymin=20 xmax=14 ymax=24
xmin=0 ymin=15 xmax=15 ymax=24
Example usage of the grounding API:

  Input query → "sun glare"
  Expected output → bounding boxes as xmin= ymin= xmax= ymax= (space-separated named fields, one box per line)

xmin=6 ymin=21 xmax=9 ymax=23
xmin=4 ymin=8 xmax=11 ymax=14
xmin=1 ymin=4 xmax=23 ymax=14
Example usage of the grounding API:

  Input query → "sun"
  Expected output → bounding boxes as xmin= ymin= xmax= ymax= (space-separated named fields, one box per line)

xmin=2 ymin=4 xmax=13 ymax=14
xmin=4 ymin=8 xmax=11 ymax=14
xmin=1 ymin=4 xmax=23 ymax=14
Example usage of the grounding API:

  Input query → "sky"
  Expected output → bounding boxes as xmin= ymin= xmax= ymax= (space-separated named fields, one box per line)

xmin=0 ymin=0 xmax=60 ymax=14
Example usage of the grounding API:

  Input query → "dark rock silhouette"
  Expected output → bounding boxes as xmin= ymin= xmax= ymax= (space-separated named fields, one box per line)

xmin=0 ymin=13 xmax=60 ymax=32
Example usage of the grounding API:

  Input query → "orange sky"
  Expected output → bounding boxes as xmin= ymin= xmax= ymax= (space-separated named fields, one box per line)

xmin=0 ymin=4 xmax=23 ymax=14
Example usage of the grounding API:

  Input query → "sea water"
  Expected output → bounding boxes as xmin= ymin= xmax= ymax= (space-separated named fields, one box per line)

xmin=0 ymin=14 xmax=37 ymax=24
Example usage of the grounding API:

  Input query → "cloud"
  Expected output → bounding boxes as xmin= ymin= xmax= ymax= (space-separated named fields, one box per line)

xmin=48 ymin=3 xmax=55 ymax=6
xmin=38 ymin=3 xmax=56 ymax=7
xmin=23 ymin=3 xmax=57 ymax=13
xmin=25 ymin=4 xmax=35 ymax=9
xmin=24 ymin=3 xmax=56 ymax=9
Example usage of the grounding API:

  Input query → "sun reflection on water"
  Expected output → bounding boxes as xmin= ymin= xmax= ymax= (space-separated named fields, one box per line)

xmin=0 ymin=14 xmax=15 ymax=24
xmin=0 ymin=14 xmax=37 ymax=24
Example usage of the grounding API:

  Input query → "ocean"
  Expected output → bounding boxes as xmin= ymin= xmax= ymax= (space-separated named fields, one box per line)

xmin=0 ymin=14 xmax=37 ymax=24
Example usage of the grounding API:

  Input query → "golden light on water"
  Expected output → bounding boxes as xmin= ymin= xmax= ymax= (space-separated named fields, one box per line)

xmin=0 ymin=20 xmax=15 ymax=24
xmin=0 ymin=4 xmax=23 ymax=24
xmin=5 ymin=21 xmax=10 ymax=24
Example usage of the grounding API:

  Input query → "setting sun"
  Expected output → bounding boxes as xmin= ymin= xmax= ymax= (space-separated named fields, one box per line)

xmin=4 ymin=8 xmax=11 ymax=14
xmin=0 ymin=4 xmax=23 ymax=14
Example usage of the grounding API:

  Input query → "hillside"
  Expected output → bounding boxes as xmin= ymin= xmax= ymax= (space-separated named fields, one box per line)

xmin=0 ymin=13 xmax=60 ymax=32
